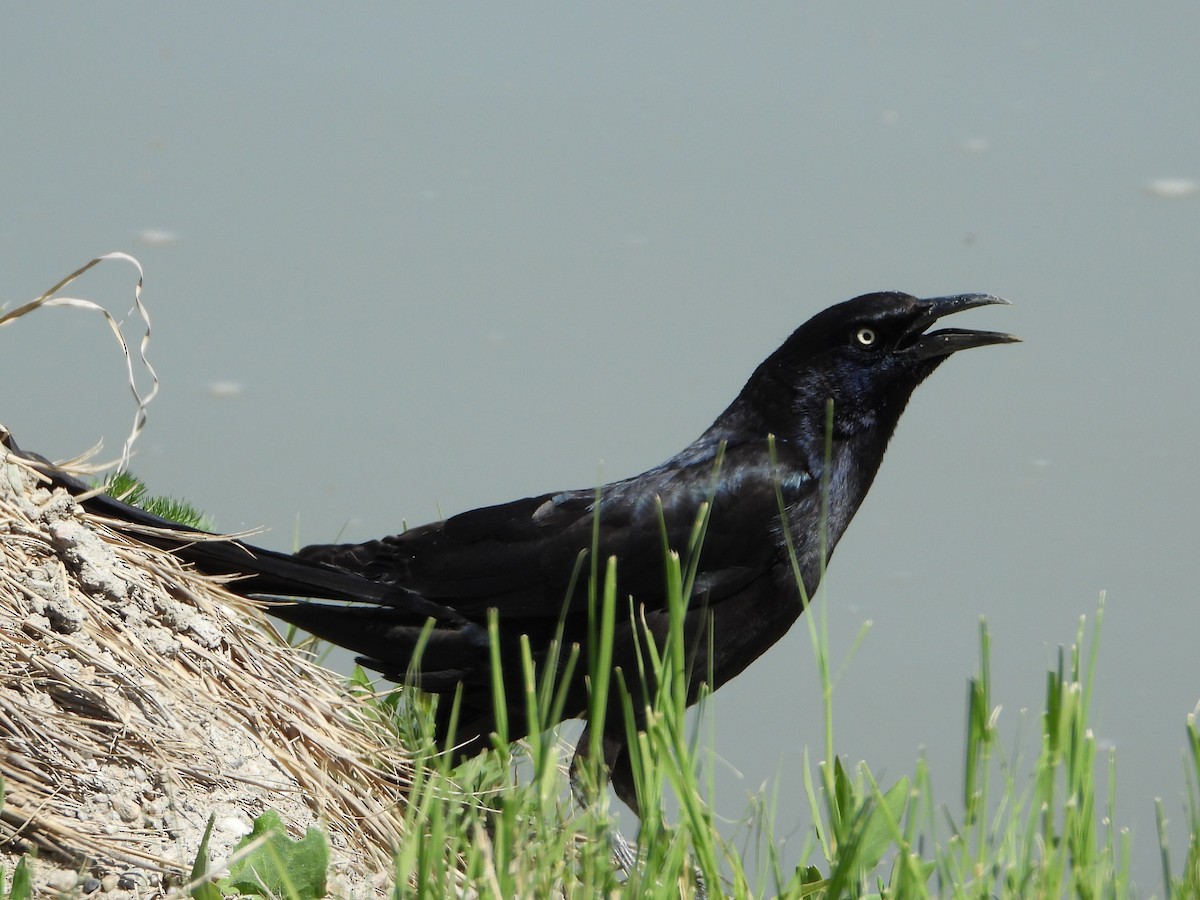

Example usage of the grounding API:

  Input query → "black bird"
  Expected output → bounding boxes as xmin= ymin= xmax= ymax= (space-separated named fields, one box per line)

xmin=6 ymin=291 xmax=1015 ymax=820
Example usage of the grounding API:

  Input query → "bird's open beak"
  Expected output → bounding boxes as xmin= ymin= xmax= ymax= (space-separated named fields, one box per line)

xmin=904 ymin=293 xmax=1020 ymax=361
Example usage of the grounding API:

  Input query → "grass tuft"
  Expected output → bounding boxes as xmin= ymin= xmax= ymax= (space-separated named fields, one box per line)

xmin=100 ymin=469 xmax=213 ymax=529
xmin=363 ymin=579 xmax=1198 ymax=898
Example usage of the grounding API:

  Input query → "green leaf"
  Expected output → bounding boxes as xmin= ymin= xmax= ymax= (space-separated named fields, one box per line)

xmin=832 ymin=755 xmax=853 ymax=840
xmin=855 ymin=776 xmax=910 ymax=875
xmin=8 ymin=857 xmax=32 ymax=900
xmin=780 ymin=863 xmax=827 ymax=897
xmin=223 ymin=810 xmax=328 ymax=899
xmin=189 ymin=815 xmax=223 ymax=900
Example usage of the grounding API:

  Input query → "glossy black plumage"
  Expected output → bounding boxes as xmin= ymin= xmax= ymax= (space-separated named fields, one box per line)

xmin=7 ymin=290 xmax=1015 ymax=816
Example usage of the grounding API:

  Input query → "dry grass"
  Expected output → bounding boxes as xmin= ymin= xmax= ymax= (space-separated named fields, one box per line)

xmin=0 ymin=442 xmax=413 ymax=894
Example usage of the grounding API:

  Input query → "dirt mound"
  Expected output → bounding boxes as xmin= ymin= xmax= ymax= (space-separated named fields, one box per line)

xmin=0 ymin=443 xmax=411 ymax=896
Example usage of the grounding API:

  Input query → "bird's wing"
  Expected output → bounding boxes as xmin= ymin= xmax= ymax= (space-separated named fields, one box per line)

xmin=296 ymin=439 xmax=813 ymax=621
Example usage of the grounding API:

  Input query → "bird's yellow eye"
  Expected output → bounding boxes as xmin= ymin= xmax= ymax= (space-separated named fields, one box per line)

xmin=854 ymin=327 xmax=877 ymax=348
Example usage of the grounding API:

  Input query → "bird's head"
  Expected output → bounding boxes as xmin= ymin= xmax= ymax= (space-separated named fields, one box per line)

xmin=741 ymin=291 xmax=1018 ymax=442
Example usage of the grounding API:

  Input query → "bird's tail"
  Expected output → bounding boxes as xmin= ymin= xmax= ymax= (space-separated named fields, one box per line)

xmin=0 ymin=430 xmax=445 ymax=616
xmin=2 ymin=430 xmax=498 ymax=754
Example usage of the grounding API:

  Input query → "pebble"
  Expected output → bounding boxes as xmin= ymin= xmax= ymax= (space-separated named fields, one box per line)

xmin=216 ymin=815 xmax=253 ymax=837
xmin=111 ymin=796 xmax=140 ymax=823
xmin=117 ymin=871 xmax=143 ymax=890
xmin=47 ymin=870 xmax=77 ymax=891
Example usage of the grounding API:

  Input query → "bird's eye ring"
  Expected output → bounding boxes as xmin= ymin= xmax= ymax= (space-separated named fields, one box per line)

xmin=853 ymin=327 xmax=877 ymax=348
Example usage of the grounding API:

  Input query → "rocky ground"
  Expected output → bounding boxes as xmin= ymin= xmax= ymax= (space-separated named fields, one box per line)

xmin=0 ymin=441 xmax=411 ymax=897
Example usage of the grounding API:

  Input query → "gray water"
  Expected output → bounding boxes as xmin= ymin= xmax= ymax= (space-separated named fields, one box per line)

xmin=3 ymin=5 xmax=1198 ymax=890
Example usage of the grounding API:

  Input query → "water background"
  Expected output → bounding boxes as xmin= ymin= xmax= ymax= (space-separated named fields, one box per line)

xmin=2 ymin=5 xmax=1198 ymax=889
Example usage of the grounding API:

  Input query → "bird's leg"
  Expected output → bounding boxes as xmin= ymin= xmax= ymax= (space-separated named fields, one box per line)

xmin=569 ymin=727 xmax=641 ymax=878
xmin=603 ymin=732 xmax=710 ymax=899
xmin=570 ymin=729 xmax=708 ymax=898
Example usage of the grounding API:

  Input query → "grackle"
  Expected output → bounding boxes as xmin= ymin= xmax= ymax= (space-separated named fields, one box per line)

xmin=5 ymin=291 xmax=1016 ymax=822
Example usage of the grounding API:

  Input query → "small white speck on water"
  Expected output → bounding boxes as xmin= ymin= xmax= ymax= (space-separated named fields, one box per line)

xmin=206 ymin=381 xmax=245 ymax=398
xmin=137 ymin=228 xmax=180 ymax=245
xmin=1145 ymin=177 xmax=1198 ymax=199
